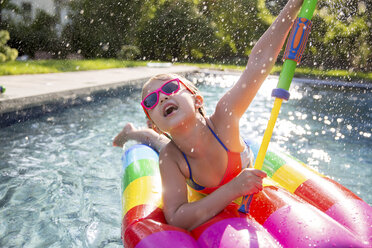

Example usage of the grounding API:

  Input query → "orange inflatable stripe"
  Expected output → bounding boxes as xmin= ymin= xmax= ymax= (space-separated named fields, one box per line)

xmin=122 ymin=204 xmax=166 ymax=231
xmin=294 ymin=177 xmax=362 ymax=212
xmin=249 ymin=186 xmax=288 ymax=225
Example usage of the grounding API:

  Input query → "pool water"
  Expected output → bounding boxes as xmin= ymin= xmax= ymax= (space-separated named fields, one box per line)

xmin=0 ymin=73 xmax=371 ymax=247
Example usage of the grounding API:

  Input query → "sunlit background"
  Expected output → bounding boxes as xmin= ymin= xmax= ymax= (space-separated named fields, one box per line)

xmin=0 ymin=0 xmax=371 ymax=247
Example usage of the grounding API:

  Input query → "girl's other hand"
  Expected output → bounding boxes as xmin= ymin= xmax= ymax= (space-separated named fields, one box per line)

xmin=228 ymin=168 xmax=267 ymax=197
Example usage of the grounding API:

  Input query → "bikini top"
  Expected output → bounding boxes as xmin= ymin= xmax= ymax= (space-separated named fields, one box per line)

xmin=182 ymin=124 xmax=253 ymax=194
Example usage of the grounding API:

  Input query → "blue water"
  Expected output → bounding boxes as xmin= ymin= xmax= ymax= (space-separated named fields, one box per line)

xmin=0 ymin=72 xmax=371 ymax=247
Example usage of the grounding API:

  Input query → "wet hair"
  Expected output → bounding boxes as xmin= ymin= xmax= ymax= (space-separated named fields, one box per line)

xmin=142 ymin=73 xmax=206 ymax=117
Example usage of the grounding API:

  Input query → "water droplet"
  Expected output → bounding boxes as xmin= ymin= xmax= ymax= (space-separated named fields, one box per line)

xmin=313 ymin=95 xmax=322 ymax=100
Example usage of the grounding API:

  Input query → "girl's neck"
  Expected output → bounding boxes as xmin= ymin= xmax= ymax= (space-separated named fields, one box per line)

xmin=169 ymin=115 xmax=210 ymax=157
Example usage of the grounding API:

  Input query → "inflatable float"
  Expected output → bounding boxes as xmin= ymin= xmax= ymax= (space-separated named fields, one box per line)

xmin=120 ymin=140 xmax=372 ymax=247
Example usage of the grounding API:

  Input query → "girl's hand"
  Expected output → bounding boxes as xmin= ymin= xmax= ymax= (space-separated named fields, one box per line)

xmin=228 ymin=168 xmax=267 ymax=197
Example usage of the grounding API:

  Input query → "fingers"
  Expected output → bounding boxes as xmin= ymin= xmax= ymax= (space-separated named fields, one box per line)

xmin=249 ymin=168 xmax=267 ymax=178
xmin=249 ymin=183 xmax=263 ymax=194
xmin=255 ymin=182 xmax=263 ymax=191
xmin=231 ymin=168 xmax=267 ymax=196
xmin=244 ymin=168 xmax=267 ymax=178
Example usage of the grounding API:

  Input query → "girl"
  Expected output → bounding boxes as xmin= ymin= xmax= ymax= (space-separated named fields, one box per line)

xmin=114 ymin=0 xmax=304 ymax=231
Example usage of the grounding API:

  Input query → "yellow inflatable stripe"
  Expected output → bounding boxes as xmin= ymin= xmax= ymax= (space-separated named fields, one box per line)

xmin=272 ymin=164 xmax=308 ymax=193
xmin=281 ymin=152 xmax=326 ymax=178
xmin=122 ymin=176 xmax=163 ymax=216
xmin=263 ymin=177 xmax=280 ymax=187
xmin=187 ymin=186 xmax=205 ymax=203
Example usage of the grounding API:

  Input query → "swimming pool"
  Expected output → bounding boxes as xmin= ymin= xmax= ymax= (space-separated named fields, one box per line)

xmin=0 ymin=72 xmax=371 ymax=247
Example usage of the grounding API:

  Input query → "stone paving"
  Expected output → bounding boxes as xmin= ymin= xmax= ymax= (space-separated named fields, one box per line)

xmin=0 ymin=65 xmax=198 ymax=113
xmin=0 ymin=65 xmax=198 ymax=126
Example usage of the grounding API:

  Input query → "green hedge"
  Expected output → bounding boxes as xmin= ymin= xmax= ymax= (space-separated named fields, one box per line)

xmin=1 ymin=0 xmax=370 ymax=72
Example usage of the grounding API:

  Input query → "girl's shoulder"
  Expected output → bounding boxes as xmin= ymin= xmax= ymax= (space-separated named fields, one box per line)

xmin=159 ymin=140 xmax=189 ymax=178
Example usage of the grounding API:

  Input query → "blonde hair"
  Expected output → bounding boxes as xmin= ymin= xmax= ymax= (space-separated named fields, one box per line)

xmin=142 ymin=73 xmax=206 ymax=117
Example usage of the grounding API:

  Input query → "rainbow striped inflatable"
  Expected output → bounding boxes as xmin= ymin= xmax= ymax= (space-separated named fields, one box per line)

xmin=121 ymin=140 xmax=372 ymax=247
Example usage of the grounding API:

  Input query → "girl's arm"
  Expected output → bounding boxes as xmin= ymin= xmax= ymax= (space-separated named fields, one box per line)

xmin=160 ymin=145 xmax=266 ymax=230
xmin=214 ymin=0 xmax=303 ymax=121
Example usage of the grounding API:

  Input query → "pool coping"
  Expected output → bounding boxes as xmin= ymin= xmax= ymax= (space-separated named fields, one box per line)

xmin=1 ymin=66 xmax=370 ymax=127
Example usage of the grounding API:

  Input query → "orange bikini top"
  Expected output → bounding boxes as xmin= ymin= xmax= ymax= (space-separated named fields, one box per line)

xmin=183 ymin=124 xmax=252 ymax=194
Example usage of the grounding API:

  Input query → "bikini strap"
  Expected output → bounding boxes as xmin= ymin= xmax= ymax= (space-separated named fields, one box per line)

xmin=206 ymin=123 xmax=229 ymax=151
xmin=182 ymin=152 xmax=193 ymax=179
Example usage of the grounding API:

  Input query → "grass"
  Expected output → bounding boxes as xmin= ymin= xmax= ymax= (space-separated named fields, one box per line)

xmin=1 ymin=59 xmax=371 ymax=83
xmin=186 ymin=63 xmax=372 ymax=82
xmin=0 ymin=59 xmax=147 ymax=75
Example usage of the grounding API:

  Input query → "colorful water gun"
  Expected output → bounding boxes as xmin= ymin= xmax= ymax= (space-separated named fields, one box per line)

xmin=240 ymin=0 xmax=318 ymax=213
xmin=0 ymin=85 xmax=5 ymax=94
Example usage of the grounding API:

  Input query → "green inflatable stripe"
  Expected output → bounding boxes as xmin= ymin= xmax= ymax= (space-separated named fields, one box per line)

xmin=262 ymin=151 xmax=286 ymax=177
xmin=122 ymin=159 xmax=160 ymax=192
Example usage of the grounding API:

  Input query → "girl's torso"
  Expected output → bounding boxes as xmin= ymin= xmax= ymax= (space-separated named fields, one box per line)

xmin=177 ymin=119 xmax=253 ymax=194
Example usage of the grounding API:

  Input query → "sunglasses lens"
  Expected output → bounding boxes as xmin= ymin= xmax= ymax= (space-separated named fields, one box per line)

xmin=143 ymin=93 xmax=158 ymax=108
xmin=162 ymin=80 xmax=179 ymax=94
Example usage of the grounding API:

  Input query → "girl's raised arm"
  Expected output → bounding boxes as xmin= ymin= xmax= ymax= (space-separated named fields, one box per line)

xmin=214 ymin=0 xmax=303 ymax=121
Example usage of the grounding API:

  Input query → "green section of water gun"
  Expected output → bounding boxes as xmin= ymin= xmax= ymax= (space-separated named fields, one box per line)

xmin=277 ymin=0 xmax=318 ymax=91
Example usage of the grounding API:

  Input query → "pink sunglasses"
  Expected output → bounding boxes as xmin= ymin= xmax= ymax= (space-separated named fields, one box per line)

xmin=141 ymin=78 xmax=195 ymax=111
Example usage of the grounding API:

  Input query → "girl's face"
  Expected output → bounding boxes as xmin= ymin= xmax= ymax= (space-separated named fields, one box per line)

xmin=142 ymin=79 xmax=198 ymax=133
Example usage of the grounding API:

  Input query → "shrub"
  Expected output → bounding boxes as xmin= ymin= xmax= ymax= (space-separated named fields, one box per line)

xmin=0 ymin=30 xmax=18 ymax=62
xmin=136 ymin=0 xmax=218 ymax=61
xmin=62 ymin=0 xmax=143 ymax=58
xmin=3 ymin=9 xmax=59 ymax=58
xmin=117 ymin=45 xmax=140 ymax=60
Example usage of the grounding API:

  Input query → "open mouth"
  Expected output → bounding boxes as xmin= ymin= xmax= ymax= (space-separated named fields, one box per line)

xmin=163 ymin=104 xmax=178 ymax=117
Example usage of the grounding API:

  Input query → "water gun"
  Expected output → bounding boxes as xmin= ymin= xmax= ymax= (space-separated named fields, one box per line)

xmin=0 ymin=85 xmax=5 ymax=94
xmin=240 ymin=0 xmax=318 ymax=213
